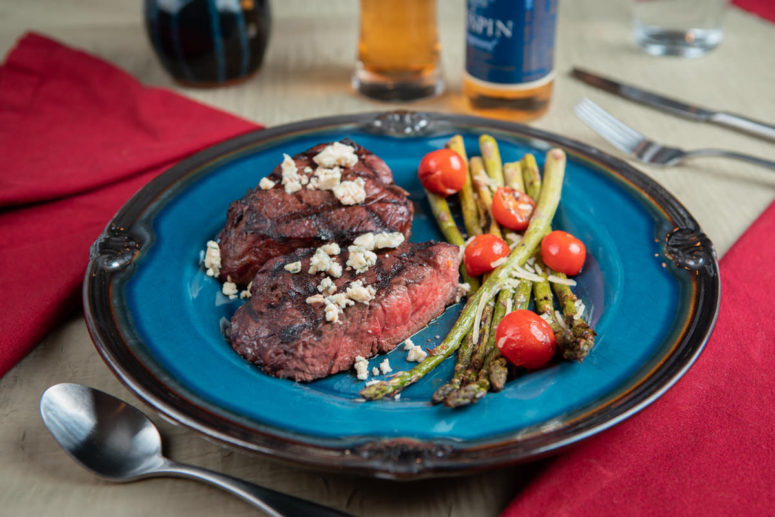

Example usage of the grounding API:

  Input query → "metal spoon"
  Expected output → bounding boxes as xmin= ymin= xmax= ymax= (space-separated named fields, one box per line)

xmin=40 ymin=383 xmax=352 ymax=517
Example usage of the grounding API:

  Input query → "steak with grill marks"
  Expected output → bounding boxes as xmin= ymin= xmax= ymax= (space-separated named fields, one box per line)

xmin=229 ymin=241 xmax=461 ymax=382
xmin=218 ymin=140 xmax=413 ymax=286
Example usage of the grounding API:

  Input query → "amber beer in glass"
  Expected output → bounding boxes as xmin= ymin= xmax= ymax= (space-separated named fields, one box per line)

xmin=353 ymin=0 xmax=443 ymax=101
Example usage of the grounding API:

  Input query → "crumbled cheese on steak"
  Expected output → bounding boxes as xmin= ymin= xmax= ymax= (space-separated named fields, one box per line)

xmin=308 ymin=166 xmax=341 ymax=191
xmin=259 ymin=177 xmax=276 ymax=190
xmin=317 ymin=276 xmax=337 ymax=294
xmin=319 ymin=242 xmax=340 ymax=256
xmin=313 ymin=142 xmax=359 ymax=168
xmin=204 ymin=240 xmax=221 ymax=277
xmin=374 ymin=232 xmax=404 ymax=249
xmin=222 ymin=281 xmax=238 ymax=300
xmin=345 ymin=279 xmax=376 ymax=304
xmin=333 ymin=178 xmax=366 ymax=205
xmin=346 ymin=245 xmax=377 ymax=274
xmin=280 ymin=153 xmax=306 ymax=194
xmin=353 ymin=355 xmax=369 ymax=380
xmin=353 ymin=231 xmax=404 ymax=251
xmin=328 ymin=293 xmax=355 ymax=310
xmin=352 ymin=232 xmax=376 ymax=250
xmin=324 ymin=298 xmax=342 ymax=323
xmin=306 ymin=294 xmax=325 ymax=304
xmin=309 ymin=247 xmax=343 ymax=277
xmin=284 ymin=261 xmax=302 ymax=273
xmin=240 ymin=281 xmax=253 ymax=299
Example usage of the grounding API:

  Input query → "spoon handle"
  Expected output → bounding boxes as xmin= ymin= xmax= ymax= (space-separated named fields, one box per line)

xmin=156 ymin=460 xmax=353 ymax=517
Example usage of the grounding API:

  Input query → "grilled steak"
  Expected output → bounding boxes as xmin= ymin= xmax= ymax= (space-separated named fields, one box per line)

xmin=230 ymin=241 xmax=461 ymax=382
xmin=218 ymin=140 xmax=414 ymax=285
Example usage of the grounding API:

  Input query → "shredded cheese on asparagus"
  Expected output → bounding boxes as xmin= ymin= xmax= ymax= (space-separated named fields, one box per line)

xmin=511 ymin=266 xmax=545 ymax=283
xmin=547 ymin=274 xmax=577 ymax=286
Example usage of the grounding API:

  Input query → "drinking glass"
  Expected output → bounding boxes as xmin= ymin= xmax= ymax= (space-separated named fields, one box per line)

xmin=632 ymin=0 xmax=728 ymax=58
xmin=353 ymin=0 xmax=443 ymax=101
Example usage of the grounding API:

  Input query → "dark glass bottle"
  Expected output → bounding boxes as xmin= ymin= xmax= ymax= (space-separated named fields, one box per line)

xmin=464 ymin=0 xmax=558 ymax=121
xmin=144 ymin=0 xmax=271 ymax=86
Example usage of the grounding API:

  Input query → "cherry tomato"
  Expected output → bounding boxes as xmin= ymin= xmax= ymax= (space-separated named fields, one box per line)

xmin=540 ymin=230 xmax=587 ymax=276
xmin=464 ymin=234 xmax=510 ymax=277
xmin=495 ymin=310 xmax=556 ymax=370
xmin=491 ymin=187 xmax=536 ymax=231
xmin=417 ymin=149 xmax=466 ymax=196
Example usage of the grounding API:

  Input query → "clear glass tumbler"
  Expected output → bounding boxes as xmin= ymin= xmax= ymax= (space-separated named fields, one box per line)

xmin=352 ymin=0 xmax=443 ymax=101
xmin=632 ymin=0 xmax=728 ymax=58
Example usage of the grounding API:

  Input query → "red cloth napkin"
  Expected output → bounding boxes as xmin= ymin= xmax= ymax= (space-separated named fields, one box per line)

xmin=733 ymin=0 xmax=775 ymax=23
xmin=0 ymin=33 xmax=259 ymax=377
xmin=502 ymin=199 xmax=775 ymax=516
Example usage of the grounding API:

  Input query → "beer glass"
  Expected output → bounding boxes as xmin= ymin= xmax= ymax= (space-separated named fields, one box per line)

xmin=353 ymin=0 xmax=443 ymax=101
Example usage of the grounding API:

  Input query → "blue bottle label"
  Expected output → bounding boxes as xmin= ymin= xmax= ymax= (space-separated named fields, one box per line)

xmin=465 ymin=0 xmax=557 ymax=87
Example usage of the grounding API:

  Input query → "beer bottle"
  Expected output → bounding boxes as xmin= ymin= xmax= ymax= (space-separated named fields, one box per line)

xmin=464 ymin=0 xmax=558 ymax=121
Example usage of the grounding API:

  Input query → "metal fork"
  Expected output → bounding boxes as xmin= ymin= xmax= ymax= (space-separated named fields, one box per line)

xmin=573 ymin=98 xmax=775 ymax=171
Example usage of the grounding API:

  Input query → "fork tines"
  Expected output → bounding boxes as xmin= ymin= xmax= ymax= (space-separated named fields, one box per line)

xmin=573 ymin=98 xmax=646 ymax=155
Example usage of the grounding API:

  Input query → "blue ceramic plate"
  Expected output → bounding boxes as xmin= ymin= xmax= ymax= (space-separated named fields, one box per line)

xmin=84 ymin=111 xmax=719 ymax=479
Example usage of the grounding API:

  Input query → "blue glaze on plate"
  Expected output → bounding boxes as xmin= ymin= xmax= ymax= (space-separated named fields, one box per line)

xmin=122 ymin=131 xmax=686 ymax=441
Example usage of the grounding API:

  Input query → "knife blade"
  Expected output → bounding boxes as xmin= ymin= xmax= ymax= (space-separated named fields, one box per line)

xmin=571 ymin=67 xmax=775 ymax=143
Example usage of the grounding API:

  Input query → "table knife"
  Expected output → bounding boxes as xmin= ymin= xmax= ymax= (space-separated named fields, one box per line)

xmin=571 ymin=67 xmax=775 ymax=143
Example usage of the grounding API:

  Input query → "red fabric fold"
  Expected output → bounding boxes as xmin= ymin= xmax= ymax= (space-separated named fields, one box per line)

xmin=733 ymin=0 xmax=775 ymax=23
xmin=0 ymin=33 xmax=260 ymax=376
xmin=502 ymin=200 xmax=775 ymax=516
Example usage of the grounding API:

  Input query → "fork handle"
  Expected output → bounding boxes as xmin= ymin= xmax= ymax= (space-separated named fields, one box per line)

xmin=688 ymin=149 xmax=775 ymax=171
xmin=711 ymin=112 xmax=775 ymax=143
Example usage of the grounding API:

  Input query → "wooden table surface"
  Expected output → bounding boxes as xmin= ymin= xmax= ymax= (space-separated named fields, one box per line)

xmin=1 ymin=1 xmax=774 ymax=515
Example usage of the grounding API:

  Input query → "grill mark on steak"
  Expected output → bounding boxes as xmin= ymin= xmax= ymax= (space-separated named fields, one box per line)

xmin=230 ymin=241 xmax=461 ymax=382
xmin=217 ymin=141 xmax=413 ymax=285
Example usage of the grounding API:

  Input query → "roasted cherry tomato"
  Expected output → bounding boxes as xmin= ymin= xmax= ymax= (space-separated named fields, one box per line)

xmin=495 ymin=310 xmax=556 ymax=370
xmin=491 ymin=187 xmax=536 ymax=231
xmin=417 ymin=149 xmax=466 ymax=196
xmin=540 ymin=230 xmax=587 ymax=276
xmin=464 ymin=234 xmax=510 ymax=277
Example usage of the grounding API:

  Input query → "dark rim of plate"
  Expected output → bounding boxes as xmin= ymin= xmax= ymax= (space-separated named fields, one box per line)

xmin=83 ymin=110 xmax=720 ymax=480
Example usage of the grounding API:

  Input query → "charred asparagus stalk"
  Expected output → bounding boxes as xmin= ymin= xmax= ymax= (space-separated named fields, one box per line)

xmin=445 ymin=279 xmax=532 ymax=407
xmin=523 ymin=153 xmax=596 ymax=360
xmin=448 ymin=138 xmax=512 ymax=401
xmin=521 ymin=153 xmax=542 ymax=201
xmin=470 ymin=157 xmax=502 ymax=238
xmin=447 ymin=135 xmax=482 ymax=238
xmin=485 ymin=158 xmax=527 ymax=393
xmin=479 ymin=135 xmax=505 ymax=188
xmin=503 ymin=161 xmax=524 ymax=193
xmin=550 ymin=270 xmax=596 ymax=361
xmin=432 ymin=297 xmax=496 ymax=404
xmin=532 ymin=257 xmax=574 ymax=348
xmin=360 ymin=148 xmax=567 ymax=401
xmin=431 ymin=326 xmax=477 ymax=404
xmin=425 ymin=189 xmax=480 ymax=292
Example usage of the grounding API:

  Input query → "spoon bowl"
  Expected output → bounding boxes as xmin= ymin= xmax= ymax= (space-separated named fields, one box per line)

xmin=40 ymin=383 xmax=351 ymax=517
xmin=41 ymin=383 xmax=164 ymax=481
